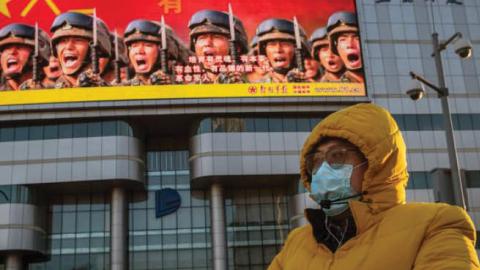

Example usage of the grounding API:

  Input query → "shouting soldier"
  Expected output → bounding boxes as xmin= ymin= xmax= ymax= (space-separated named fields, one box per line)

xmin=188 ymin=9 xmax=248 ymax=83
xmin=123 ymin=19 xmax=190 ymax=86
xmin=42 ymin=56 xmax=62 ymax=88
xmin=0 ymin=23 xmax=51 ymax=90
xmin=50 ymin=12 xmax=111 ymax=88
xmin=327 ymin=11 xmax=364 ymax=83
xmin=310 ymin=26 xmax=345 ymax=82
xmin=255 ymin=18 xmax=310 ymax=83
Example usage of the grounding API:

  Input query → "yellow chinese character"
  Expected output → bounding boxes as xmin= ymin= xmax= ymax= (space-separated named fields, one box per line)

xmin=21 ymin=0 xmax=61 ymax=17
xmin=158 ymin=0 xmax=181 ymax=14
xmin=0 ymin=0 xmax=11 ymax=18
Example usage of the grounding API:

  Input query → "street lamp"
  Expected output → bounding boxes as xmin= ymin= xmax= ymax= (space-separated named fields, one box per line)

xmin=405 ymin=32 xmax=473 ymax=210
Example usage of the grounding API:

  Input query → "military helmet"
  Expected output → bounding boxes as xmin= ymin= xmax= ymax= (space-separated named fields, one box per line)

xmin=309 ymin=27 xmax=328 ymax=61
xmin=0 ymin=23 xmax=51 ymax=66
xmin=188 ymin=9 xmax=248 ymax=55
xmin=50 ymin=12 xmax=112 ymax=58
xmin=326 ymin=11 xmax=358 ymax=55
xmin=256 ymin=18 xmax=310 ymax=57
xmin=124 ymin=19 xmax=162 ymax=45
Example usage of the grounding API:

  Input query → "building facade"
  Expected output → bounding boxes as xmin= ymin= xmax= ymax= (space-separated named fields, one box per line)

xmin=0 ymin=0 xmax=478 ymax=269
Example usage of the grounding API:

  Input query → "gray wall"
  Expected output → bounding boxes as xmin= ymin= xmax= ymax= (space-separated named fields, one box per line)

xmin=0 ymin=203 xmax=46 ymax=256
xmin=0 ymin=136 xmax=145 ymax=187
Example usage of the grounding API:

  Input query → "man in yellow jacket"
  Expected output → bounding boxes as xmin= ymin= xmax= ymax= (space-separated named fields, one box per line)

xmin=268 ymin=103 xmax=479 ymax=270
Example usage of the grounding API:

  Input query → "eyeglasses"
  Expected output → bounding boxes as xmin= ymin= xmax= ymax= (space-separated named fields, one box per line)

xmin=305 ymin=148 xmax=359 ymax=175
xmin=124 ymin=20 xmax=160 ymax=38
xmin=51 ymin=12 xmax=93 ymax=32
xmin=0 ymin=24 xmax=35 ymax=39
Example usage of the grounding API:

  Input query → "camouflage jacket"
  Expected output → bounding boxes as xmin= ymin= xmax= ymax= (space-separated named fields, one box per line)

xmin=19 ymin=79 xmax=47 ymax=90
xmin=340 ymin=70 xmax=364 ymax=83
xmin=320 ymin=72 xmax=343 ymax=82
xmin=55 ymin=70 xmax=109 ymax=89
xmin=123 ymin=70 xmax=172 ymax=86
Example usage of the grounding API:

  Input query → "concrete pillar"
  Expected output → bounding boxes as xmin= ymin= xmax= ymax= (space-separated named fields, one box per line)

xmin=110 ymin=187 xmax=128 ymax=270
xmin=210 ymin=183 xmax=227 ymax=270
xmin=5 ymin=254 xmax=23 ymax=270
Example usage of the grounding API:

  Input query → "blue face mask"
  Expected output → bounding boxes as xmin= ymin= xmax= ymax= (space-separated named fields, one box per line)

xmin=309 ymin=161 xmax=360 ymax=216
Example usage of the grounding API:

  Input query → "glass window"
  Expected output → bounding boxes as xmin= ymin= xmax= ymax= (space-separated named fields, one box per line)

xmin=58 ymin=123 xmax=73 ymax=139
xmin=282 ymin=118 xmax=296 ymax=132
xmin=44 ymin=125 xmax=59 ymax=140
xmin=0 ymin=127 xmax=14 ymax=142
xmin=254 ymin=118 xmax=268 ymax=132
xmin=102 ymin=121 xmax=117 ymax=136
xmin=417 ymin=115 xmax=433 ymax=130
xmin=87 ymin=122 xmax=102 ymax=137
xmin=0 ymin=186 xmax=11 ymax=203
xmin=29 ymin=126 xmax=43 ymax=140
xmin=77 ymin=211 xmax=91 ymax=233
xmin=73 ymin=123 xmax=88 ymax=138
xmin=62 ymin=212 xmax=76 ymax=233
xmin=15 ymin=126 xmax=28 ymax=141
xmin=268 ymin=118 xmax=283 ymax=132
xmin=296 ymin=118 xmax=310 ymax=131
xmin=91 ymin=211 xmax=106 ymax=232
xmin=176 ymin=207 xmax=192 ymax=229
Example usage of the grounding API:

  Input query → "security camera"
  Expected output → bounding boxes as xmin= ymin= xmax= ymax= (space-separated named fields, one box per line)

xmin=406 ymin=80 xmax=425 ymax=101
xmin=453 ymin=38 xmax=473 ymax=59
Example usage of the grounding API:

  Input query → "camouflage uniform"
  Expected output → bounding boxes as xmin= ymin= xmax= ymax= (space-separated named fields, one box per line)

xmin=50 ymin=12 xmax=111 ymax=88
xmin=188 ymin=10 xmax=249 ymax=84
xmin=0 ymin=23 xmax=51 ymax=90
xmin=340 ymin=70 xmax=363 ymax=83
xmin=327 ymin=11 xmax=364 ymax=82
xmin=255 ymin=18 xmax=310 ymax=83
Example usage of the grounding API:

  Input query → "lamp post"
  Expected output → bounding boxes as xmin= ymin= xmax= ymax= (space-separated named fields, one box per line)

xmin=406 ymin=31 xmax=472 ymax=210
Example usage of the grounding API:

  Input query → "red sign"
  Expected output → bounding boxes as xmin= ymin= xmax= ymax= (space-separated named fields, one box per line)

xmin=0 ymin=0 xmax=355 ymax=40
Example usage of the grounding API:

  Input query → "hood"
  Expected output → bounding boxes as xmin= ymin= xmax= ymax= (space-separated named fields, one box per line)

xmin=300 ymin=103 xmax=409 ymax=213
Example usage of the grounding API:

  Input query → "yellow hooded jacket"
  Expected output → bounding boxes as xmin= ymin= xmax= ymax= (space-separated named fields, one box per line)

xmin=268 ymin=103 xmax=479 ymax=270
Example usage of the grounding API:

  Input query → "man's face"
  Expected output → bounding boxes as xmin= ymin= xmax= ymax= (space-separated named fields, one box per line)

xmin=265 ymin=40 xmax=294 ymax=70
xmin=0 ymin=44 xmax=32 ymax=76
xmin=318 ymin=45 xmax=344 ymax=73
xmin=315 ymin=138 xmax=367 ymax=193
xmin=128 ymin=41 xmax=159 ymax=74
xmin=42 ymin=56 xmax=62 ymax=80
xmin=336 ymin=32 xmax=362 ymax=70
xmin=304 ymin=58 xmax=320 ymax=79
xmin=56 ymin=37 xmax=90 ymax=75
xmin=194 ymin=33 xmax=229 ymax=57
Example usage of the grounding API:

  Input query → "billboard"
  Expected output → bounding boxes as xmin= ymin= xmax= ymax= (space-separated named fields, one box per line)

xmin=0 ymin=0 xmax=365 ymax=105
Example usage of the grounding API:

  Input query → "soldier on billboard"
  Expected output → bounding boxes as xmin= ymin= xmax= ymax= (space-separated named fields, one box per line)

xmin=0 ymin=23 xmax=51 ymax=90
xmin=42 ymin=56 xmax=62 ymax=88
xmin=188 ymin=9 xmax=249 ymax=83
xmin=255 ymin=18 xmax=310 ymax=83
xmin=304 ymin=53 xmax=322 ymax=81
xmin=50 ymin=11 xmax=111 ymax=88
xmin=327 ymin=11 xmax=364 ymax=83
xmin=310 ymin=26 xmax=345 ymax=82
xmin=246 ymin=35 xmax=270 ymax=83
xmin=123 ymin=19 xmax=191 ymax=86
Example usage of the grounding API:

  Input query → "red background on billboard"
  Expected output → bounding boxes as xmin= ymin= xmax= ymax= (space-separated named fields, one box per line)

xmin=0 ymin=0 xmax=355 ymax=43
